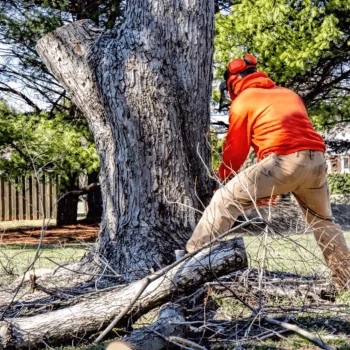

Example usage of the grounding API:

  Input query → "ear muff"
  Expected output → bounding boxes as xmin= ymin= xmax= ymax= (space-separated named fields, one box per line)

xmin=227 ymin=58 xmax=246 ymax=75
xmin=227 ymin=54 xmax=257 ymax=75
xmin=226 ymin=74 xmax=240 ymax=100
xmin=243 ymin=53 xmax=257 ymax=66
xmin=225 ymin=54 xmax=258 ymax=98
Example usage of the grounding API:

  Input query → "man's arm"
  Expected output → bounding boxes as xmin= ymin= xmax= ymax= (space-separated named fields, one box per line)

xmin=217 ymin=111 xmax=250 ymax=180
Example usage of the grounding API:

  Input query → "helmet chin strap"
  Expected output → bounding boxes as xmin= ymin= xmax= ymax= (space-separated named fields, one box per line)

xmin=239 ymin=67 xmax=257 ymax=78
xmin=228 ymin=67 xmax=257 ymax=98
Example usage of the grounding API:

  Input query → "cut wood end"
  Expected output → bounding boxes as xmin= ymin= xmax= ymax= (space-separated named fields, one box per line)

xmin=36 ymin=19 xmax=96 ymax=50
xmin=106 ymin=341 xmax=133 ymax=350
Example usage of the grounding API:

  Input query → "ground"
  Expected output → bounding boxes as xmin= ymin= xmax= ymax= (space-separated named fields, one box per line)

xmin=1 ymin=220 xmax=350 ymax=349
xmin=3 ymin=223 xmax=348 ymax=278
xmin=0 ymin=219 xmax=99 ymax=245
xmin=0 ymin=220 xmax=98 ymax=280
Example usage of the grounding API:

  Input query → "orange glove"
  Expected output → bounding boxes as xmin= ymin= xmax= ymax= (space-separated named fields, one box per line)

xmin=256 ymin=195 xmax=279 ymax=207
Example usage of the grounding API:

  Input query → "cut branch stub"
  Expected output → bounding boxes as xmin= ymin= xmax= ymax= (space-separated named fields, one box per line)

xmin=107 ymin=342 xmax=133 ymax=350
xmin=36 ymin=20 xmax=107 ymax=136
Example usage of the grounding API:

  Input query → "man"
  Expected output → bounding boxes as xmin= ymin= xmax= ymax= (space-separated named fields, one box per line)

xmin=186 ymin=54 xmax=350 ymax=290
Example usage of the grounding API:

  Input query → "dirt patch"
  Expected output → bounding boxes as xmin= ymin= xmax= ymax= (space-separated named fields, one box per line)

xmin=0 ymin=224 xmax=99 ymax=245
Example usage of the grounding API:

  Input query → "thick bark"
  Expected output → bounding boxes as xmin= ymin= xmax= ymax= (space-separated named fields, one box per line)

xmin=0 ymin=239 xmax=247 ymax=349
xmin=37 ymin=1 xmax=214 ymax=277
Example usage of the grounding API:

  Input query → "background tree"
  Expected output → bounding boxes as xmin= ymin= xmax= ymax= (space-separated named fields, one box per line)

xmin=214 ymin=0 xmax=350 ymax=136
xmin=0 ymin=0 xmax=125 ymax=111
xmin=0 ymin=100 xmax=99 ymax=225
xmin=0 ymin=0 xmax=116 ymax=222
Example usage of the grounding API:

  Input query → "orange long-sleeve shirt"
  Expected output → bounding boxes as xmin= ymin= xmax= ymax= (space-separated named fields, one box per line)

xmin=218 ymin=72 xmax=325 ymax=180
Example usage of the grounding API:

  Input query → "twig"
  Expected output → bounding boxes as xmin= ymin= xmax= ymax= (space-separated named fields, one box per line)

xmin=0 ymin=143 xmax=53 ymax=320
xmin=208 ymin=269 xmax=336 ymax=350
xmin=149 ymin=329 xmax=194 ymax=350
xmin=256 ymin=328 xmax=290 ymax=341
xmin=244 ymin=294 xmax=335 ymax=349
xmin=45 ymin=257 xmax=117 ymax=278
xmin=258 ymin=187 xmax=275 ymax=311
xmin=264 ymin=316 xmax=335 ymax=350
xmin=168 ymin=336 xmax=208 ymax=350
xmin=94 ymin=218 xmax=257 ymax=343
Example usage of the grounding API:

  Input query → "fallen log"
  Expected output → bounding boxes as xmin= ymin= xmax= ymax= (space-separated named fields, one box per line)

xmin=207 ymin=281 xmax=332 ymax=301
xmin=106 ymin=304 xmax=187 ymax=350
xmin=0 ymin=238 xmax=247 ymax=349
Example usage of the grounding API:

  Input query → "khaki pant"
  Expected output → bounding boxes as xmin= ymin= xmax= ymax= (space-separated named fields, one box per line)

xmin=187 ymin=150 xmax=350 ymax=290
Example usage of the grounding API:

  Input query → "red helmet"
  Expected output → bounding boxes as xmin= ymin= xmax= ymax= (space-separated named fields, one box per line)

xmin=226 ymin=54 xmax=258 ymax=99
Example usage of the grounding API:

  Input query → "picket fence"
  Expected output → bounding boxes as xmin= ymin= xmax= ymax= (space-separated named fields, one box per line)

xmin=0 ymin=175 xmax=58 ymax=221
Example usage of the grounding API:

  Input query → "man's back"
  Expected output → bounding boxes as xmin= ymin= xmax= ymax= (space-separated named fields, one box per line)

xmin=234 ymin=85 xmax=325 ymax=160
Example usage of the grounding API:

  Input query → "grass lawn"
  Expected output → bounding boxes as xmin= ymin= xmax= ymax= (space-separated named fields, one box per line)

xmin=0 ymin=219 xmax=56 ymax=230
xmin=0 ymin=243 xmax=88 ymax=283
xmin=1 ymin=228 xmax=350 ymax=282
xmin=245 ymin=228 xmax=350 ymax=277
xmin=1 ymin=227 xmax=350 ymax=349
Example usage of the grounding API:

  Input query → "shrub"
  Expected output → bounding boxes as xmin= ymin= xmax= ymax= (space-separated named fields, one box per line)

xmin=328 ymin=173 xmax=350 ymax=195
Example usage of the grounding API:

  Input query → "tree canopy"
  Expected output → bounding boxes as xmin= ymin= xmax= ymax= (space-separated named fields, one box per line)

xmin=214 ymin=0 xmax=350 ymax=130
xmin=0 ymin=1 xmax=64 ymax=112
xmin=0 ymin=100 xmax=99 ymax=187
xmin=0 ymin=0 xmax=124 ymax=112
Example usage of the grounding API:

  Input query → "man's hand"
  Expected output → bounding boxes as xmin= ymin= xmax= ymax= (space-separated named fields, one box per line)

xmin=186 ymin=240 xmax=196 ymax=254
xmin=256 ymin=195 xmax=279 ymax=207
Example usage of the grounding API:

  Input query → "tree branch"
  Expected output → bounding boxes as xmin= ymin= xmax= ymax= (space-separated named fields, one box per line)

xmin=0 ymin=85 xmax=40 ymax=112
xmin=0 ymin=238 xmax=247 ymax=348
xmin=64 ymin=182 xmax=101 ymax=197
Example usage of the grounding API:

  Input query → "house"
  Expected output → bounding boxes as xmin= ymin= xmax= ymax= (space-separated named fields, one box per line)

xmin=325 ymin=126 xmax=350 ymax=174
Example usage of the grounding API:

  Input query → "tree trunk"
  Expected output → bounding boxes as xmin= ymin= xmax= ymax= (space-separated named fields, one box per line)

xmin=86 ymin=171 xmax=103 ymax=222
xmin=0 ymin=239 xmax=247 ymax=349
xmin=37 ymin=1 xmax=214 ymax=278
xmin=56 ymin=192 xmax=79 ymax=226
xmin=56 ymin=174 xmax=80 ymax=226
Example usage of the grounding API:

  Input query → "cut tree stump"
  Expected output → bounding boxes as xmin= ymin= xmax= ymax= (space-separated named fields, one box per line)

xmin=0 ymin=238 xmax=247 ymax=349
